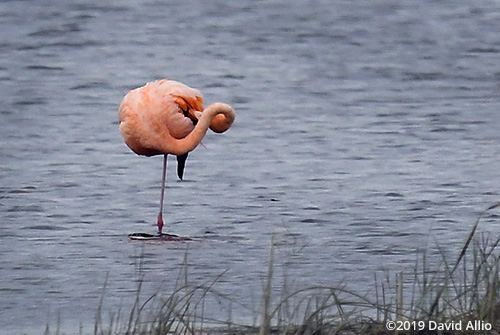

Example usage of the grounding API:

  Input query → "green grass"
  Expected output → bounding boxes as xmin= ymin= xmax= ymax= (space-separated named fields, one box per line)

xmin=46 ymin=202 xmax=500 ymax=335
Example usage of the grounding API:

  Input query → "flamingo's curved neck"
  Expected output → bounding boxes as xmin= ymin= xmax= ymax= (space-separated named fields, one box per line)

xmin=166 ymin=103 xmax=235 ymax=156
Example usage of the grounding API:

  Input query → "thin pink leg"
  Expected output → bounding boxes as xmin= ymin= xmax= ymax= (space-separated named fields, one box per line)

xmin=157 ymin=154 xmax=167 ymax=234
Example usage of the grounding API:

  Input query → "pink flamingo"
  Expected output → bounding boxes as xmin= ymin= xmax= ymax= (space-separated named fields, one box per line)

xmin=119 ymin=79 xmax=235 ymax=240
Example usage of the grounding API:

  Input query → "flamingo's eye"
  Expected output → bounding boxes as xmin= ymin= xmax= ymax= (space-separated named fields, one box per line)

xmin=181 ymin=106 xmax=189 ymax=117
xmin=182 ymin=107 xmax=198 ymax=126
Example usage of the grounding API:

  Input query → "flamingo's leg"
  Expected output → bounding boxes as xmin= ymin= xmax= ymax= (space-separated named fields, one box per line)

xmin=157 ymin=154 xmax=167 ymax=234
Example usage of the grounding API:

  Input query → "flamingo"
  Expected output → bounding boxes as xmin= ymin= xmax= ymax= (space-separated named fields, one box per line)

xmin=119 ymin=79 xmax=235 ymax=240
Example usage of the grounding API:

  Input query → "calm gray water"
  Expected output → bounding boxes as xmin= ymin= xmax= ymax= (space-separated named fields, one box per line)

xmin=2 ymin=0 xmax=500 ymax=333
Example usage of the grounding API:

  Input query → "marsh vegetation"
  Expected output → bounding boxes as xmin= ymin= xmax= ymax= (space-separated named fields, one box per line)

xmin=45 ymin=203 xmax=500 ymax=335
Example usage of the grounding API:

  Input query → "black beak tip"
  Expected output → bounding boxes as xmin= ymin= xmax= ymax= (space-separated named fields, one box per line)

xmin=176 ymin=153 xmax=188 ymax=180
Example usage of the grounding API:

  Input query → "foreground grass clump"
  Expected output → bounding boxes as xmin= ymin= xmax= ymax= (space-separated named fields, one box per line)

xmin=47 ymin=203 xmax=500 ymax=335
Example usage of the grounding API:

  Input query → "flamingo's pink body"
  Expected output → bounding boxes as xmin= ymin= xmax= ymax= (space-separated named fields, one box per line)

xmin=119 ymin=79 xmax=235 ymax=236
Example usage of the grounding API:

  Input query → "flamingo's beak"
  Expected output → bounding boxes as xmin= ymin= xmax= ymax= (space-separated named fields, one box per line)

xmin=176 ymin=153 xmax=188 ymax=180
